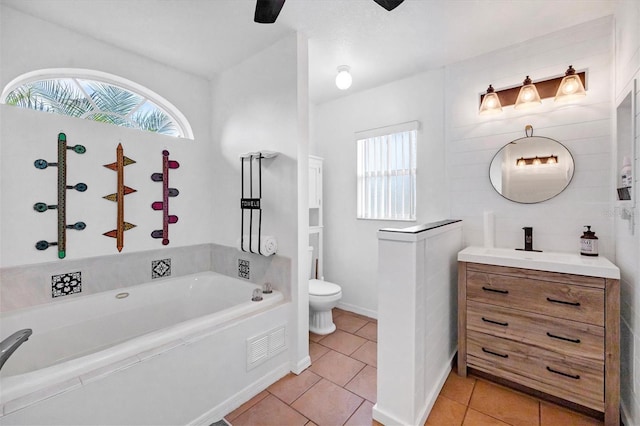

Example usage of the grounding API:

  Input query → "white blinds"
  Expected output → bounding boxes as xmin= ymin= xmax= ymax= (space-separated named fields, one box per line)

xmin=357 ymin=128 xmax=417 ymax=220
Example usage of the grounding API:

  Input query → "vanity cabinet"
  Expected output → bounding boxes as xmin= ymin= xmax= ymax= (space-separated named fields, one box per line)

xmin=458 ymin=256 xmax=620 ymax=425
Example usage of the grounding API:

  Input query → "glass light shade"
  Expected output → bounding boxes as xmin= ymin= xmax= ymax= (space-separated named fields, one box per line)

xmin=517 ymin=157 xmax=526 ymax=166
xmin=532 ymin=157 xmax=542 ymax=165
xmin=554 ymin=69 xmax=586 ymax=103
xmin=479 ymin=85 xmax=502 ymax=115
xmin=335 ymin=66 xmax=352 ymax=90
xmin=514 ymin=76 xmax=542 ymax=110
xmin=546 ymin=156 xmax=557 ymax=164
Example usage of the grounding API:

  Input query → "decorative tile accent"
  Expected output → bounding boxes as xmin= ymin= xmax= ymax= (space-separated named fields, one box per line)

xmin=238 ymin=259 xmax=250 ymax=279
xmin=152 ymin=258 xmax=171 ymax=279
xmin=51 ymin=271 xmax=82 ymax=298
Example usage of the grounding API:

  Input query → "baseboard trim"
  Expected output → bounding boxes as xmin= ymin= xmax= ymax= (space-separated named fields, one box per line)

xmin=291 ymin=356 xmax=311 ymax=375
xmin=188 ymin=361 xmax=290 ymax=426
xmin=620 ymin=399 xmax=633 ymax=426
xmin=337 ymin=301 xmax=377 ymax=320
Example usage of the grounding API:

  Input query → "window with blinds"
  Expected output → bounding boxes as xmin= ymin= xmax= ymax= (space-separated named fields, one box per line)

xmin=356 ymin=122 xmax=418 ymax=221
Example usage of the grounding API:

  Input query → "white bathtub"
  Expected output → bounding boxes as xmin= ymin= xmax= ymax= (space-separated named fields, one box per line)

xmin=0 ymin=271 xmax=287 ymax=423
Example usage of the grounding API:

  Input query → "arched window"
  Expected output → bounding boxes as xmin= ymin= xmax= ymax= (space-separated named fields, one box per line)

xmin=1 ymin=69 xmax=193 ymax=139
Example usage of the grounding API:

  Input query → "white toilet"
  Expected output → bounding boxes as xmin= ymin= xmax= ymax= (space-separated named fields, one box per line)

xmin=308 ymin=247 xmax=342 ymax=335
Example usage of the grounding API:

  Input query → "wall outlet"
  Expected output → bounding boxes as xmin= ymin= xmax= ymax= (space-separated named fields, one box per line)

xmin=51 ymin=271 xmax=82 ymax=298
xmin=238 ymin=259 xmax=250 ymax=279
xmin=152 ymin=258 xmax=171 ymax=279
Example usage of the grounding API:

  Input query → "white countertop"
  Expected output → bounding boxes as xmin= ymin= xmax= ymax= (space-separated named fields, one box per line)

xmin=458 ymin=246 xmax=620 ymax=279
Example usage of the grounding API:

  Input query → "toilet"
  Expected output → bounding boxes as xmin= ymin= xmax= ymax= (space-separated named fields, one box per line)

xmin=308 ymin=247 xmax=342 ymax=335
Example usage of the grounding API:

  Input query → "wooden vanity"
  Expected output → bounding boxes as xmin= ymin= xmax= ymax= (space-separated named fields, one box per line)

xmin=457 ymin=246 xmax=620 ymax=426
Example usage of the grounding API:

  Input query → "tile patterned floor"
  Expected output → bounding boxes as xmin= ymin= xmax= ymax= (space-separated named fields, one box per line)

xmin=224 ymin=308 xmax=604 ymax=426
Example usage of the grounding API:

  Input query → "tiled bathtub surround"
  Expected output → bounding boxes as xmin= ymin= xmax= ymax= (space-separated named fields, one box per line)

xmin=0 ymin=243 xmax=290 ymax=312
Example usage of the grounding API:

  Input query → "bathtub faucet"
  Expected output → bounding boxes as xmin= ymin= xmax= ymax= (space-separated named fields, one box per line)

xmin=0 ymin=329 xmax=32 ymax=372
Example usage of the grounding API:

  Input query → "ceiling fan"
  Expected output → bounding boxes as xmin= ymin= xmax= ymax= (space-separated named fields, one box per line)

xmin=254 ymin=0 xmax=405 ymax=24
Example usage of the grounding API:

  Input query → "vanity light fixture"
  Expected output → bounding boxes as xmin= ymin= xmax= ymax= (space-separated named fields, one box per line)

xmin=479 ymin=66 xmax=587 ymax=114
xmin=514 ymin=76 xmax=542 ymax=110
xmin=335 ymin=65 xmax=352 ymax=90
xmin=516 ymin=154 xmax=558 ymax=166
xmin=554 ymin=65 xmax=586 ymax=103
xmin=479 ymin=85 xmax=502 ymax=115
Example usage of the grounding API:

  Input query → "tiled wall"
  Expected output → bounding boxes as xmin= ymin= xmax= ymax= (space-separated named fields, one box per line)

xmin=0 ymin=243 xmax=290 ymax=313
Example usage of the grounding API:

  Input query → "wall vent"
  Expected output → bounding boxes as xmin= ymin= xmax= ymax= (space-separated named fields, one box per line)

xmin=246 ymin=325 xmax=287 ymax=371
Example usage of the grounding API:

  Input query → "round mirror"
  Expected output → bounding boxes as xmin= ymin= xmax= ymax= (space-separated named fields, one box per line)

xmin=489 ymin=135 xmax=574 ymax=203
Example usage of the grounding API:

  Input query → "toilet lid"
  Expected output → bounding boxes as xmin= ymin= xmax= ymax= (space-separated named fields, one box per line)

xmin=309 ymin=279 xmax=341 ymax=296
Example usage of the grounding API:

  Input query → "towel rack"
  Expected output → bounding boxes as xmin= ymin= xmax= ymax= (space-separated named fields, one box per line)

xmin=240 ymin=151 xmax=277 ymax=254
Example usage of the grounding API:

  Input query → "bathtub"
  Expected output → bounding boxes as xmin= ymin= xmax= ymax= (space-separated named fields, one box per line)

xmin=0 ymin=271 xmax=288 ymax=424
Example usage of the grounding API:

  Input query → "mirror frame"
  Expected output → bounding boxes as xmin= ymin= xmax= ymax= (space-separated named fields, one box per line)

xmin=488 ymin=135 xmax=575 ymax=204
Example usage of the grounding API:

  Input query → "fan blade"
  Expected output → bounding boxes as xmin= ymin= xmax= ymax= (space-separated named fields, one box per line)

xmin=373 ymin=0 xmax=404 ymax=11
xmin=254 ymin=0 xmax=286 ymax=23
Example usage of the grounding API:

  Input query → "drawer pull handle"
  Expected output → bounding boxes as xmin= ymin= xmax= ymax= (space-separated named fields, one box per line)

xmin=482 ymin=347 xmax=509 ymax=358
xmin=546 ymin=332 xmax=581 ymax=344
xmin=546 ymin=297 xmax=580 ymax=307
xmin=482 ymin=286 xmax=509 ymax=294
xmin=482 ymin=317 xmax=509 ymax=327
xmin=546 ymin=366 xmax=580 ymax=380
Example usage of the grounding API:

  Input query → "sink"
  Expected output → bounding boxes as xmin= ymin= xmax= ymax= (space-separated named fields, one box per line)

xmin=479 ymin=248 xmax=571 ymax=263
xmin=458 ymin=246 xmax=619 ymax=279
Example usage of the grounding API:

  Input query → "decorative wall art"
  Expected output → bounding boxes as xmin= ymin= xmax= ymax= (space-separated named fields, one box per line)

xmin=103 ymin=143 xmax=137 ymax=252
xmin=34 ymin=132 xmax=87 ymax=259
xmin=151 ymin=150 xmax=180 ymax=245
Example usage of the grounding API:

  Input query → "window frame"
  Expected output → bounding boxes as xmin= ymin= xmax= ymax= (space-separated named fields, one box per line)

xmin=1 ymin=68 xmax=194 ymax=139
xmin=356 ymin=121 xmax=419 ymax=222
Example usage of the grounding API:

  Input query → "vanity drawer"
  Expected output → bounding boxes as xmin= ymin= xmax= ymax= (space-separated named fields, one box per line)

xmin=467 ymin=271 xmax=604 ymax=326
xmin=467 ymin=331 xmax=604 ymax=406
xmin=467 ymin=301 xmax=604 ymax=362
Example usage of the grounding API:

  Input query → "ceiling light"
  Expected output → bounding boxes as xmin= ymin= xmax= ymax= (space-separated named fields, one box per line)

xmin=479 ymin=85 xmax=502 ymax=115
xmin=514 ymin=76 xmax=542 ymax=110
xmin=335 ymin=66 xmax=352 ymax=90
xmin=555 ymin=65 xmax=586 ymax=103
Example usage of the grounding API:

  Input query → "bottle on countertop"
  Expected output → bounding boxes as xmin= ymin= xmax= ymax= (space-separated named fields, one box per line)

xmin=580 ymin=226 xmax=598 ymax=257
xmin=621 ymin=156 xmax=632 ymax=187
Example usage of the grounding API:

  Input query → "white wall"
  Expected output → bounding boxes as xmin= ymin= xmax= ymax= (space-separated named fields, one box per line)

xmin=312 ymin=70 xmax=448 ymax=316
xmin=210 ymin=33 xmax=309 ymax=369
xmin=613 ymin=0 xmax=640 ymax=424
xmin=446 ymin=16 xmax=614 ymax=258
xmin=0 ymin=5 xmax=213 ymax=267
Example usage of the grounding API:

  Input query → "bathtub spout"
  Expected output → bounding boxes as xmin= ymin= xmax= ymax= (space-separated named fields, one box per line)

xmin=0 ymin=329 xmax=32 ymax=371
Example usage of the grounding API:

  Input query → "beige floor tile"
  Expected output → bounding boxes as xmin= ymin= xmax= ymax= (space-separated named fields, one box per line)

xmin=309 ymin=331 xmax=326 ymax=343
xmin=440 ymin=370 xmax=476 ymax=406
xmin=469 ymin=380 xmax=539 ymax=426
xmin=305 ymin=421 xmax=318 ymax=426
xmin=351 ymin=340 xmax=377 ymax=367
xmin=225 ymin=390 xmax=269 ymax=421
xmin=345 ymin=400 xmax=375 ymax=426
xmin=462 ymin=409 xmax=511 ymax=426
xmin=318 ymin=329 xmax=367 ymax=355
xmin=268 ymin=370 xmax=322 ymax=405
xmin=355 ymin=322 xmax=378 ymax=341
xmin=309 ymin=342 xmax=330 ymax=363
xmin=540 ymin=401 xmax=604 ymax=426
xmin=230 ymin=394 xmax=308 ymax=426
xmin=425 ymin=396 xmax=467 ymax=426
xmin=334 ymin=314 xmax=369 ymax=333
xmin=345 ymin=365 xmax=377 ymax=402
xmin=292 ymin=379 xmax=364 ymax=426
xmin=333 ymin=308 xmax=348 ymax=318
xmin=309 ymin=349 xmax=366 ymax=386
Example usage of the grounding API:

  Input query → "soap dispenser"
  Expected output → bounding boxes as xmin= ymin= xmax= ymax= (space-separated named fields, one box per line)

xmin=580 ymin=226 xmax=599 ymax=257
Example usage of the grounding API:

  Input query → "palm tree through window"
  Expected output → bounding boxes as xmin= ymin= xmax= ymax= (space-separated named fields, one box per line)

xmin=1 ymin=70 xmax=192 ymax=139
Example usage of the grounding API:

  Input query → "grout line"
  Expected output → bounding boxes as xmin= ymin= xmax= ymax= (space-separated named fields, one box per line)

xmin=342 ymin=399 xmax=366 ymax=426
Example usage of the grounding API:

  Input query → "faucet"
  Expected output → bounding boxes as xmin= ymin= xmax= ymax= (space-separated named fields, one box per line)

xmin=0 ymin=329 xmax=32 ymax=372
xmin=516 ymin=227 xmax=542 ymax=252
